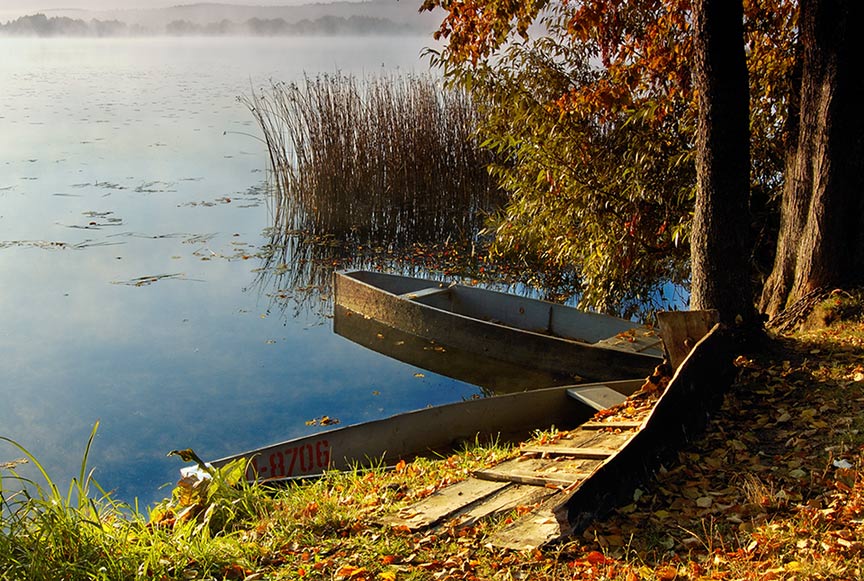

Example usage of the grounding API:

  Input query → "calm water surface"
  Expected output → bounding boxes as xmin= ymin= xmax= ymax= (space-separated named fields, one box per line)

xmin=0 ymin=37 xmax=484 ymax=505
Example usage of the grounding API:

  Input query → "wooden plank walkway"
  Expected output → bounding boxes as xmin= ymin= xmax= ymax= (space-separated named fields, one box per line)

xmin=377 ymin=392 xmax=642 ymax=541
xmin=377 ymin=312 xmax=735 ymax=550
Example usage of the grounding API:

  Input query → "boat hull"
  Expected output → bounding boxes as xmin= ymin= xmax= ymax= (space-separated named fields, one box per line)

xmin=335 ymin=270 xmax=662 ymax=381
xmin=211 ymin=379 xmax=644 ymax=482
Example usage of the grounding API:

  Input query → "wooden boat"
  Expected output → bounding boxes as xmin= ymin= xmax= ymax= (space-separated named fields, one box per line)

xmin=206 ymin=379 xmax=645 ymax=482
xmin=335 ymin=270 xmax=663 ymax=382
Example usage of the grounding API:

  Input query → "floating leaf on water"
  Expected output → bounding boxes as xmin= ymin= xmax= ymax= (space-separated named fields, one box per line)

xmin=112 ymin=273 xmax=193 ymax=286
xmin=306 ymin=415 xmax=340 ymax=426
xmin=0 ymin=457 xmax=28 ymax=470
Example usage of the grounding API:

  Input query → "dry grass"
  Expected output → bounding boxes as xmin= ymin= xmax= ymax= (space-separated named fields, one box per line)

xmin=244 ymin=73 xmax=501 ymax=246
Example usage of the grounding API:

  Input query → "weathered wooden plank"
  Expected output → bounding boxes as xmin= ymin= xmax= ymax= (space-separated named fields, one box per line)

xmin=554 ymin=429 xmax=635 ymax=450
xmin=446 ymin=484 xmax=557 ymax=529
xmin=557 ymin=325 xmax=736 ymax=535
xmin=474 ymin=469 xmax=592 ymax=488
xmin=400 ymin=287 xmax=451 ymax=300
xmin=474 ymin=456 xmax=600 ymax=486
xmin=474 ymin=457 xmax=553 ymax=476
xmin=378 ymin=478 xmax=508 ymax=530
xmin=518 ymin=428 xmax=630 ymax=453
xmin=519 ymin=446 xmax=616 ymax=459
xmin=656 ymin=310 xmax=719 ymax=368
xmin=488 ymin=493 xmax=569 ymax=550
xmin=566 ymin=386 xmax=629 ymax=411
xmin=581 ymin=421 xmax=643 ymax=430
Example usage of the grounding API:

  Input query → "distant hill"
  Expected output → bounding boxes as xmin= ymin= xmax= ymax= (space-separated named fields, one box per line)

xmin=0 ymin=1 xmax=442 ymax=36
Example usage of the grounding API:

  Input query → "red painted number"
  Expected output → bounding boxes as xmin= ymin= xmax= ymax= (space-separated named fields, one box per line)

xmin=269 ymin=451 xmax=285 ymax=478
xmin=316 ymin=440 xmax=331 ymax=468
xmin=258 ymin=440 xmax=333 ymax=479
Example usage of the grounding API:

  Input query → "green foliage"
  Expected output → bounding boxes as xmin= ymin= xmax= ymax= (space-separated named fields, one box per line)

xmin=423 ymin=0 xmax=799 ymax=315
xmin=0 ymin=427 xmax=261 ymax=580
xmin=0 ymin=423 xmax=135 ymax=580
xmin=428 ymin=12 xmax=694 ymax=315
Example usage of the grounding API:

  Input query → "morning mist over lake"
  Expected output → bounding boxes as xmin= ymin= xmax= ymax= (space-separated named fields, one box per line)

xmin=0 ymin=0 xmax=440 ymax=36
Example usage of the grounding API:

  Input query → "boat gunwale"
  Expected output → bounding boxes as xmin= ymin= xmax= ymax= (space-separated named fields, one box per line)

xmin=207 ymin=378 xmax=645 ymax=481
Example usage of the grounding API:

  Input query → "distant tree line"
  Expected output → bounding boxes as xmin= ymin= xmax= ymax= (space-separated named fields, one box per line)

xmin=0 ymin=13 xmax=415 ymax=37
xmin=0 ymin=14 xmax=131 ymax=37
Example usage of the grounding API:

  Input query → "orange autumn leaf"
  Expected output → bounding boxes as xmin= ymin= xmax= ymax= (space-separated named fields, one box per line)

xmin=586 ymin=551 xmax=614 ymax=565
xmin=335 ymin=565 xmax=368 ymax=580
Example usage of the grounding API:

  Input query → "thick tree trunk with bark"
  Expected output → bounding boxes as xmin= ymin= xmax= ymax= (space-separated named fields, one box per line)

xmin=690 ymin=0 xmax=756 ymax=326
xmin=759 ymin=0 xmax=864 ymax=319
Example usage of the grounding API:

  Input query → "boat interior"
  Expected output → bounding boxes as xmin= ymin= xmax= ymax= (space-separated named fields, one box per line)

xmin=344 ymin=271 xmax=662 ymax=354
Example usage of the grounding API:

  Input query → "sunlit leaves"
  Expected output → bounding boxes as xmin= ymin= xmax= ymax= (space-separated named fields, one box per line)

xmin=423 ymin=0 xmax=799 ymax=315
xmin=421 ymin=0 xmax=547 ymax=65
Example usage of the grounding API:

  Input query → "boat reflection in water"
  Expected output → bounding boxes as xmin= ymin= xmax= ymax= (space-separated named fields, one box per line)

xmin=334 ymin=304 xmax=581 ymax=394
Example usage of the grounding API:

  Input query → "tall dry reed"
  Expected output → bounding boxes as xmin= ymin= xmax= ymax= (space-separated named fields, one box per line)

xmin=243 ymin=73 xmax=501 ymax=247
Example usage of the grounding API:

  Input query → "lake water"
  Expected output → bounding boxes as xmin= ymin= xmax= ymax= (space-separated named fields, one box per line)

xmin=0 ymin=36 xmax=491 ymax=506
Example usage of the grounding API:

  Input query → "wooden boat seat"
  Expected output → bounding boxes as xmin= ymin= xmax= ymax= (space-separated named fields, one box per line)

xmin=399 ymin=287 xmax=451 ymax=301
xmin=594 ymin=333 xmax=662 ymax=354
xmin=566 ymin=385 xmax=627 ymax=411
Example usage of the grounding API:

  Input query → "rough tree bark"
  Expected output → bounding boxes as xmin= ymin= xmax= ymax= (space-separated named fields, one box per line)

xmin=690 ymin=0 xmax=756 ymax=327
xmin=759 ymin=0 xmax=864 ymax=319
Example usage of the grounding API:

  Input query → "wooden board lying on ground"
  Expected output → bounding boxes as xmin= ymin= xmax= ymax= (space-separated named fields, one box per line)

xmin=381 ymin=479 xmax=510 ymax=530
xmin=378 ymin=400 xmax=640 ymax=534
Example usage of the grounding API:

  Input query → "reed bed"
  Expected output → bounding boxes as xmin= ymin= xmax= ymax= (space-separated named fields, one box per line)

xmin=243 ymin=73 xmax=501 ymax=248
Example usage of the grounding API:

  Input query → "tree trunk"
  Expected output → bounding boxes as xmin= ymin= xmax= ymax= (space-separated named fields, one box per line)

xmin=759 ymin=0 xmax=864 ymax=319
xmin=690 ymin=0 xmax=756 ymax=327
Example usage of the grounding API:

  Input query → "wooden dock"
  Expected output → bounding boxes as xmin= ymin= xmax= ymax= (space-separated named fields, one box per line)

xmin=379 ymin=316 xmax=735 ymax=550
